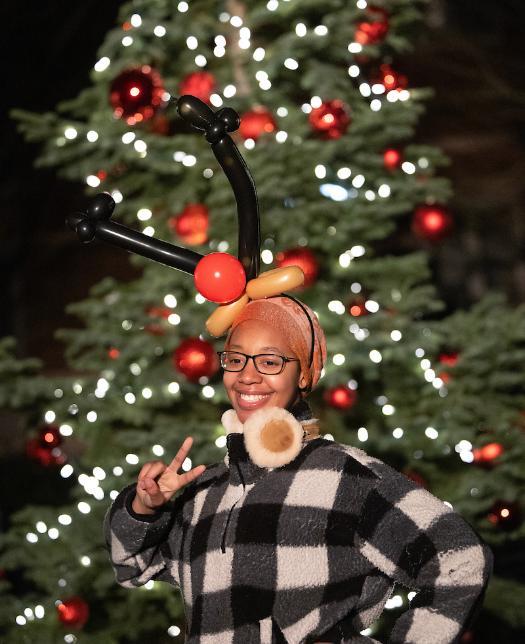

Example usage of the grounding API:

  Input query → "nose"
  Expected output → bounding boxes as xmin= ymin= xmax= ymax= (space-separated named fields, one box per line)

xmin=237 ymin=357 xmax=262 ymax=383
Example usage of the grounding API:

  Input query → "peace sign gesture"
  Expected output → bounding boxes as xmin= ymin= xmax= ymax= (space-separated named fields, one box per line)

xmin=131 ymin=436 xmax=206 ymax=515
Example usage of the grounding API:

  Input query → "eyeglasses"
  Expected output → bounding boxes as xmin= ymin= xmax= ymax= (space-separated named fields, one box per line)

xmin=217 ymin=351 xmax=299 ymax=375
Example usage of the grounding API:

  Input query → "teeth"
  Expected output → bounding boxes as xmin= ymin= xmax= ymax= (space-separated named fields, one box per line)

xmin=239 ymin=394 xmax=270 ymax=402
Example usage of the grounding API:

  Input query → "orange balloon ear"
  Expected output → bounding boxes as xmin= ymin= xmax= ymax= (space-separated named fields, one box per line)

xmin=205 ymin=293 xmax=250 ymax=337
xmin=245 ymin=266 xmax=304 ymax=299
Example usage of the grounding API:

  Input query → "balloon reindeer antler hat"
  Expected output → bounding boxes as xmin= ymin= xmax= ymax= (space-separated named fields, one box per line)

xmin=68 ymin=95 xmax=326 ymax=467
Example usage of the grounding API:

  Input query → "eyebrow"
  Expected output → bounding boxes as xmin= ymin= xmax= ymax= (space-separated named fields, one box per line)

xmin=228 ymin=344 xmax=284 ymax=353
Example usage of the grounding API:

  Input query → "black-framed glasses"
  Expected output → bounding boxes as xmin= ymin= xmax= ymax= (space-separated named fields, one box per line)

xmin=217 ymin=351 xmax=299 ymax=375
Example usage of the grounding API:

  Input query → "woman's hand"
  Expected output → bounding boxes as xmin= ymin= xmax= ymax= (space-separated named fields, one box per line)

xmin=132 ymin=436 xmax=206 ymax=515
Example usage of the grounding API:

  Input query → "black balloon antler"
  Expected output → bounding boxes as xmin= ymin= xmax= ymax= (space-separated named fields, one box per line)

xmin=66 ymin=95 xmax=260 ymax=280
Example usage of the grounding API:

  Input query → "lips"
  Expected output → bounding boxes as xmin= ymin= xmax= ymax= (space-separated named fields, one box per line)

xmin=235 ymin=390 xmax=273 ymax=411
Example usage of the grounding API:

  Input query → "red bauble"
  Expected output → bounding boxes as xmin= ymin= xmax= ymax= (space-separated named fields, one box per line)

xmin=108 ymin=347 xmax=120 ymax=360
xmin=347 ymin=296 xmax=368 ymax=317
xmin=276 ymin=247 xmax=319 ymax=287
xmin=109 ymin=65 xmax=166 ymax=124
xmin=194 ymin=253 xmax=246 ymax=304
xmin=355 ymin=6 xmax=389 ymax=45
xmin=168 ymin=203 xmax=209 ymax=245
xmin=179 ymin=71 xmax=216 ymax=104
xmin=403 ymin=469 xmax=428 ymax=489
xmin=26 ymin=425 xmax=65 ymax=467
xmin=324 ymin=386 xmax=357 ymax=410
xmin=487 ymin=500 xmax=521 ymax=531
xmin=173 ymin=338 xmax=219 ymax=382
xmin=473 ymin=442 xmax=504 ymax=465
xmin=374 ymin=64 xmax=408 ymax=91
xmin=309 ymin=100 xmax=351 ymax=139
xmin=412 ymin=204 xmax=453 ymax=242
xmin=439 ymin=351 xmax=459 ymax=367
xmin=383 ymin=148 xmax=402 ymax=171
xmin=145 ymin=306 xmax=172 ymax=335
xmin=57 ymin=596 xmax=89 ymax=629
xmin=239 ymin=107 xmax=277 ymax=141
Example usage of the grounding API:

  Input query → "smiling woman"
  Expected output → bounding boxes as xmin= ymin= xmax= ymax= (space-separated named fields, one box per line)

xmin=104 ymin=294 xmax=493 ymax=643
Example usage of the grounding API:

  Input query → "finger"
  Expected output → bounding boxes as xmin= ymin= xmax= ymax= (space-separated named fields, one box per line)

xmin=140 ymin=477 xmax=165 ymax=504
xmin=138 ymin=461 xmax=166 ymax=483
xmin=178 ymin=464 xmax=207 ymax=488
xmin=166 ymin=437 xmax=193 ymax=473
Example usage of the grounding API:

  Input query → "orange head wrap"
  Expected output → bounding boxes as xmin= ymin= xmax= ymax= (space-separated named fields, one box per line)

xmin=225 ymin=295 xmax=327 ymax=395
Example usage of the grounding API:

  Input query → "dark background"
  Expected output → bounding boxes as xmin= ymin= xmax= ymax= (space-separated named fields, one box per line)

xmin=1 ymin=0 xmax=524 ymax=372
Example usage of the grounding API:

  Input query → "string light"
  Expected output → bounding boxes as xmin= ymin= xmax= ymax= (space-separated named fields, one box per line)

xmin=94 ymin=57 xmax=110 ymax=72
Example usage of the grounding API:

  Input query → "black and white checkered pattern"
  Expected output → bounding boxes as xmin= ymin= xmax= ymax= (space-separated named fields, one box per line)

xmin=104 ymin=419 xmax=493 ymax=643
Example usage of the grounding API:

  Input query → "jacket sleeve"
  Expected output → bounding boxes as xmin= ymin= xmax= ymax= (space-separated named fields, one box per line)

xmin=354 ymin=463 xmax=493 ymax=644
xmin=102 ymin=482 xmax=186 ymax=589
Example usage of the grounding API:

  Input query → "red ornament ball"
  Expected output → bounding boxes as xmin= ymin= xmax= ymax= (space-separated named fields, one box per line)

xmin=56 ymin=596 xmax=89 ymax=629
xmin=309 ymin=100 xmax=351 ymax=139
xmin=239 ymin=107 xmax=277 ymax=141
xmin=173 ymin=338 xmax=219 ymax=382
xmin=383 ymin=148 xmax=402 ymax=171
xmin=26 ymin=425 xmax=66 ymax=467
xmin=179 ymin=71 xmax=216 ymax=104
xmin=374 ymin=64 xmax=408 ymax=91
xmin=168 ymin=203 xmax=209 ymax=245
xmin=355 ymin=6 xmax=389 ymax=45
xmin=324 ymin=386 xmax=357 ymax=410
xmin=194 ymin=253 xmax=246 ymax=304
xmin=109 ymin=65 xmax=166 ymax=124
xmin=412 ymin=204 xmax=453 ymax=242
xmin=276 ymin=247 xmax=319 ymax=287
xmin=439 ymin=351 xmax=459 ymax=366
xmin=347 ymin=296 xmax=368 ymax=317
xmin=473 ymin=442 xmax=504 ymax=465
xmin=144 ymin=306 xmax=172 ymax=336
xmin=487 ymin=500 xmax=521 ymax=531
xmin=108 ymin=347 xmax=120 ymax=360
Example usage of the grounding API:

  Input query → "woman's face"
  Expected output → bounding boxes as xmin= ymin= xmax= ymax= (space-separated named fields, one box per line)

xmin=223 ymin=319 xmax=304 ymax=423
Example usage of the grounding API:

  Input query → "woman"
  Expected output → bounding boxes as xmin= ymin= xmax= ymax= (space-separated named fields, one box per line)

xmin=103 ymin=295 xmax=493 ymax=643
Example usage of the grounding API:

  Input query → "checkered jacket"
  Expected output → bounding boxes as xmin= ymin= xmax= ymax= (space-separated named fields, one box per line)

xmin=103 ymin=408 xmax=493 ymax=643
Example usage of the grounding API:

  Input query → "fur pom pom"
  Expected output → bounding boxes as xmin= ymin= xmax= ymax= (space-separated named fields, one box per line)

xmin=243 ymin=407 xmax=304 ymax=468
xmin=221 ymin=409 xmax=243 ymax=435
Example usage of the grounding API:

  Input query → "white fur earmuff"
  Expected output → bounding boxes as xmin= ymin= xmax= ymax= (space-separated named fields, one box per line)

xmin=242 ymin=407 xmax=304 ymax=468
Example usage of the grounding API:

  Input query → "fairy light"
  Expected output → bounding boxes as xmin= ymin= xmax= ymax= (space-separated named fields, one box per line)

xmin=125 ymin=453 xmax=139 ymax=465
xmin=203 ymin=168 xmax=214 ymax=178
xmin=314 ymin=164 xmax=326 ymax=179
xmin=287 ymin=22 xmax=304 ymax=40
xmin=338 ymin=253 xmax=351 ymax=268
xmin=425 ymin=427 xmax=439 ymax=440
xmin=352 ymin=174 xmax=365 ymax=188
xmin=390 ymin=330 xmax=402 ymax=341
xmin=130 ymin=363 xmax=141 ymax=376
xmin=134 ymin=139 xmax=147 ymax=153
xmin=210 ymin=94 xmax=223 ymax=107
xmin=223 ymin=84 xmax=236 ymax=97
xmin=369 ymin=350 xmax=382 ymax=363
xmin=59 ymin=424 xmax=73 ymax=436
xmin=195 ymin=293 xmax=206 ymax=304
xmin=284 ymin=58 xmax=299 ymax=70
xmin=337 ymin=167 xmax=352 ymax=180
xmin=386 ymin=90 xmax=399 ymax=102
xmin=186 ymin=36 xmax=198 ymax=50
xmin=402 ymin=161 xmax=416 ymax=174
xmin=154 ymin=25 xmax=166 ymax=37
xmin=178 ymin=1 xmax=189 ymax=11
xmin=112 ymin=190 xmax=123 ymax=203
xmin=54 ymin=388 xmax=63 ymax=398
xmin=86 ymin=130 xmax=98 ymax=142
xmin=202 ymin=385 xmax=215 ymax=398
xmin=260 ymin=79 xmax=271 ymax=90
xmin=398 ymin=90 xmax=410 ymax=101
xmin=77 ymin=502 xmax=91 ymax=514
xmin=364 ymin=300 xmax=379 ymax=313
xmin=137 ymin=208 xmax=152 ymax=221
xmin=195 ymin=55 xmax=207 ymax=66
xmin=370 ymin=99 xmax=382 ymax=111
xmin=80 ymin=556 xmax=91 ymax=567
xmin=253 ymin=47 xmax=265 ymax=61
xmin=385 ymin=595 xmax=403 ymax=610
xmin=60 ymin=464 xmax=74 ymax=478
xmin=152 ymin=445 xmax=165 ymax=457
xmin=230 ymin=15 xmax=243 ymax=27
xmin=86 ymin=175 xmax=100 ymax=187
xmin=418 ymin=157 xmax=430 ymax=169
xmin=168 ymin=313 xmax=181 ymax=325
xmin=122 ymin=36 xmax=133 ymax=47
xmin=365 ymin=190 xmax=376 ymax=200
xmin=215 ymin=435 xmax=227 ymax=448
xmin=130 ymin=13 xmax=142 ymax=27
xmin=314 ymin=25 xmax=328 ymax=36
xmin=58 ymin=514 xmax=72 ymax=525
xmin=86 ymin=411 xmax=97 ymax=423
xmin=182 ymin=154 xmax=197 ymax=166
xmin=382 ymin=404 xmax=395 ymax=416
xmin=36 ymin=521 xmax=47 ymax=533
xmin=94 ymin=57 xmax=110 ymax=72
xmin=267 ymin=0 xmax=279 ymax=10
xmin=301 ymin=103 xmax=312 ymax=114
xmin=217 ymin=241 xmax=229 ymax=252
xmin=124 ymin=393 xmax=136 ymax=404
xmin=348 ymin=42 xmax=362 ymax=53
xmin=333 ymin=353 xmax=345 ymax=366
xmin=168 ymin=382 xmax=180 ymax=395
xmin=64 ymin=127 xmax=77 ymax=140
xmin=357 ymin=0 xmax=368 ymax=8
xmin=359 ymin=83 xmax=371 ymax=97
xmin=378 ymin=184 xmax=391 ymax=198
xmin=357 ymin=427 xmax=368 ymax=442
xmin=328 ymin=300 xmax=346 ymax=315
xmin=310 ymin=95 xmax=322 ymax=109
xmin=244 ymin=139 xmax=255 ymax=150
xmin=393 ymin=427 xmax=404 ymax=439
xmin=164 ymin=294 xmax=177 ymax=308
xmin=48 ymin=528 xmax=59 ymax=539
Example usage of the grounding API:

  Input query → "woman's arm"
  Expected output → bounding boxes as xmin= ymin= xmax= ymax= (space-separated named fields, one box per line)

xmin=102 ymin=482 xmax=185 ymax=588
xmin=355 ymin=463 xmax=493 ymax=644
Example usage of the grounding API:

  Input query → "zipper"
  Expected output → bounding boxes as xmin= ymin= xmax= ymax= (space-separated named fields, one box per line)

xmin=221 ymin=462 xmax=245 ymax=553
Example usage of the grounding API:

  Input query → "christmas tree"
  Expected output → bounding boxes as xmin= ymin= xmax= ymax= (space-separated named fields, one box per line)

xmin=2 ymin=0 xmax=524 ymax=641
